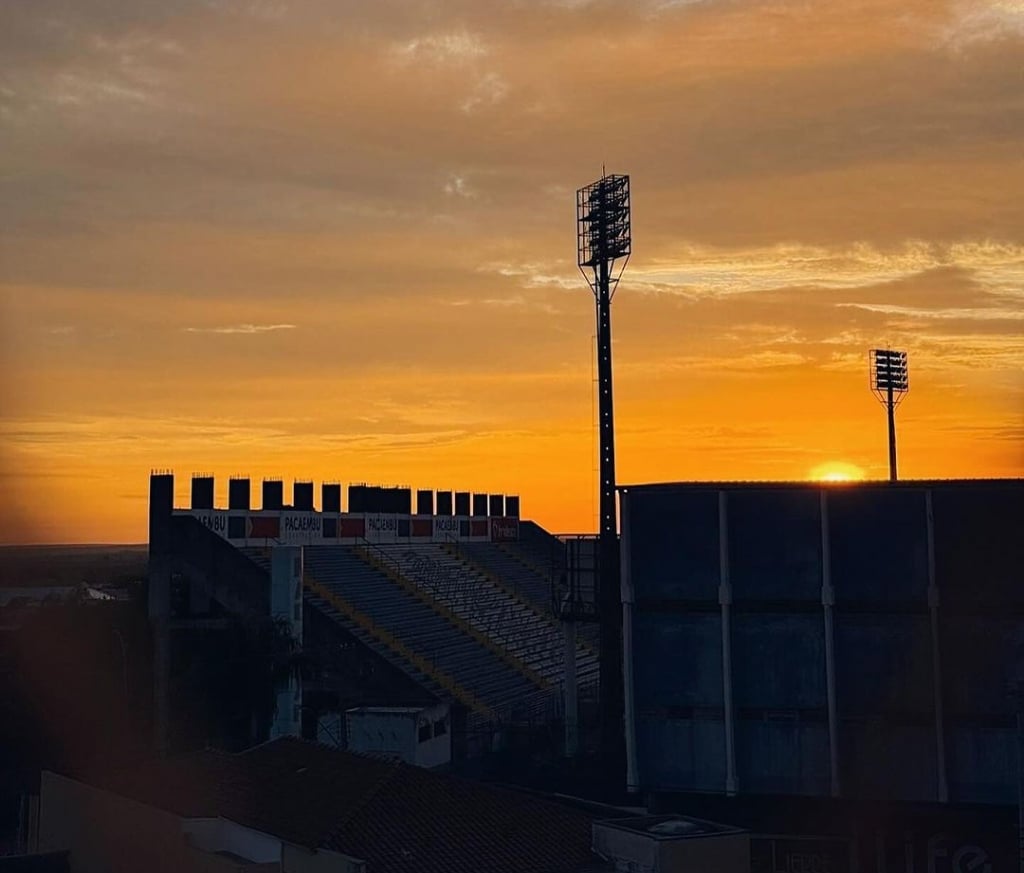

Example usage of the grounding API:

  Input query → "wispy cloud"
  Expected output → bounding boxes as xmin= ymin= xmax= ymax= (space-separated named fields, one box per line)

xmin=184 ymin=323 xmax=296 ymax=335
xmin=444 ymin=173 xmax=475 ymax=198
xmin=944 ymin=0 xmax=1024 ymax=46
xmin=460 ymin=72 xmax=508 ymax=113
xmin=489 ymin=241 xmax=1024 ymax=299
xmin=393 ymin=31 xmax=488 ymax=65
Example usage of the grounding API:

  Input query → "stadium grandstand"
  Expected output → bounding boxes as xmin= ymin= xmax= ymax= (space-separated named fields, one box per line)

xmin=147 ymin=472 xmax=598 ymax=761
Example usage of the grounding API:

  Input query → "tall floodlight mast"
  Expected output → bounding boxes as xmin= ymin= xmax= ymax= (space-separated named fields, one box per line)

xmin=869 ymin=348 xmax=909 ymax=481
xmin=577 ymin=173 xmax=631 ymax=773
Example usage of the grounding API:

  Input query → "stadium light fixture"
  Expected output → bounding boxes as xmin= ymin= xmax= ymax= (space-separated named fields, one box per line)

xmin=869 ymin=348 xmax=909 ymax=482
xmin=577 ymin=172 xmax=631 ymax=771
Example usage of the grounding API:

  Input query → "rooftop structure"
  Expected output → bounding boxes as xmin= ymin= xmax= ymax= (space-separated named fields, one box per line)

xmin=38 ymin=738 xmax=617 ymax=873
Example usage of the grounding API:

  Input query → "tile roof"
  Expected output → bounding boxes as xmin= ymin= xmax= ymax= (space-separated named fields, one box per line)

xmin=77 ymin=738 xmax=608 ymax=873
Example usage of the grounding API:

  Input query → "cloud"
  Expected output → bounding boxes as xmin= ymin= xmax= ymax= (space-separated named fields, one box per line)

xmin=393 ymin=31 xmax=488 ymax=65
xmin=184 ymin=323 xmax=296 ymax=335
xmin=836 ymin=302 xmax=1024 ymax=322
xmin=490 ymin=242 xmax=1024 ymax=299
xmin=460 ymin=72 xmax=508 ymax=113
xmin=1 ymin=0 xmax=1022 ymax=539
xmin=944 ymin=0 xmax=1024 ymax=46
xmin=444 ymin=173 xmax=475 ymax=198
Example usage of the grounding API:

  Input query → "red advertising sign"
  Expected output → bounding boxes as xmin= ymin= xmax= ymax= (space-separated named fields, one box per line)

xmin=338 ymin=518 xmax=366 ymax=538
xmin=248 ymin=516 xmax=281 ymax=539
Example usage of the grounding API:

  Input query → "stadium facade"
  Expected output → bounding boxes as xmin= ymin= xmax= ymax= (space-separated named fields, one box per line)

xmin=147 ymin=471 xmax=1024 ymax=872
xmin=619 ymin=478 xmax=1024 ymax=871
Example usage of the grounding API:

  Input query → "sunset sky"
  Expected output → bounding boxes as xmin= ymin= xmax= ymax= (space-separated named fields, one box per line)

xmin=2 ymin=0 xmax=1022 ymax=543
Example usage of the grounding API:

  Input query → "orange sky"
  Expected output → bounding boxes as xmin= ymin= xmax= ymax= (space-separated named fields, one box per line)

xmin=1 ymin=0 xmax=1022 ymax=543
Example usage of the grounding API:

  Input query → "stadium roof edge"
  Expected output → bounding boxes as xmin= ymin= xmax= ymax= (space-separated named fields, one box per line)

xmin=619 ymin=477 xmax=1024 ymax=491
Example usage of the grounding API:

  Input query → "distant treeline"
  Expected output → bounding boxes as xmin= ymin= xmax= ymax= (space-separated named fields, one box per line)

xmin=0 ymin=545 xmax=147 ymax=588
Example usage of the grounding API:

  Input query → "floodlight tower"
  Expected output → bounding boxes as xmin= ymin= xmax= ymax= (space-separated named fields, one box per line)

xmin=869 ymin=348 xmax=909 ymax=481
xmin=577 ymin=173 xmax=631 ymax=769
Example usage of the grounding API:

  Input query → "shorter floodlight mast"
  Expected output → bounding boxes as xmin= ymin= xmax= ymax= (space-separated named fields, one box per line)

xmin=869 ymin=348 xmax=909 ymax=481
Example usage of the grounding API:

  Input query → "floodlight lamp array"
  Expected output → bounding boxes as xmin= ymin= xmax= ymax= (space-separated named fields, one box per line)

xmin=577 ymin=174 xmax=631 ymax=270
xmin=870 ymin=349 xmax=909 ymax=403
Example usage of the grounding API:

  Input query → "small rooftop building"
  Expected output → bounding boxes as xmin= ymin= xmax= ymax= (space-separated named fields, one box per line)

xmin=345 ymin=704 xmax=451 ymax=769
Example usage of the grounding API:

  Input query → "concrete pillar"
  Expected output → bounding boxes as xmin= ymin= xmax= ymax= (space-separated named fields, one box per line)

xmin=719 ymin=490 xmax=738 ymax=796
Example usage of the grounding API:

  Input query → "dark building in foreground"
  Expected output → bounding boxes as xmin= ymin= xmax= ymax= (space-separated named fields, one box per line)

xmin=29 ymin=737 xmax=748 ymax=873
xmin=619 ymin=479 xmax=1024 ymax=870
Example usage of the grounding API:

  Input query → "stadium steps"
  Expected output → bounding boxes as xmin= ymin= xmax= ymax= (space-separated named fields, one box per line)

xmin=301 ymin=574 xmax=492 ymax=717
xmin=440 ymin=543 xmax=552 ymax=618
xmin=385 ymin=543 xmax=557 ymax=673
xmin=301 ymin=546 xmax=545 ymax=716
xmin=354 ymin=543 xmax=552 ymax=692
xmin=505 ymin=522 xmax=602 ymax=652
xmin=457 ymin=541 xmax=555 ymax=615
xmin=455 ymin=541 xmax=599 ymax=656
xmin=379 ymin=543 xmax=600 ymax=688
xmin=239 ymin=548 xmax=475 ymax=714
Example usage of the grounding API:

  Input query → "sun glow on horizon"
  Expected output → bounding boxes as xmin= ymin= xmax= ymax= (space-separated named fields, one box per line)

xmin=809 ymin=462 xmax=867 ymax=483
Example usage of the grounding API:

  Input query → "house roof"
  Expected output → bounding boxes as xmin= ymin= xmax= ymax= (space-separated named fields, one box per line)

xmin=74 ymin=737 xmax=608 ymax=873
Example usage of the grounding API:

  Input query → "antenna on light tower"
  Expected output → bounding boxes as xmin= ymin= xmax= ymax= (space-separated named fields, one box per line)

xmin=869 ymin=348 xmax=909 ymax=481
xmin=577 ymin=172 xmax=631 ymax=774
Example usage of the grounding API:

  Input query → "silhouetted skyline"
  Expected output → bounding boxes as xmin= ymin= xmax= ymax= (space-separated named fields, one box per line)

xmin=1 ymin=0 xmax=1022 ymax=543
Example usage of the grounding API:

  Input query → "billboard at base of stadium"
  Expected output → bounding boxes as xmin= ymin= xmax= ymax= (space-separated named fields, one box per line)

xmin=178 ymin=509 xmax=518 ymax=545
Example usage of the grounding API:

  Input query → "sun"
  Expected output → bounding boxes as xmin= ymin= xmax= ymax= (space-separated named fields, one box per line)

xmin=809 ymin=461 xmax=867 ymax=483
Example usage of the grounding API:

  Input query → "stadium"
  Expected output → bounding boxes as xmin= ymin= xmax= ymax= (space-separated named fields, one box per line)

xmin=131 ymin=174 xmax=1024 ymax=872
xmin=146 ymin=468 xmax=1024 ymax=872
xmin=148 ymin=473 xmax=593 ymax=761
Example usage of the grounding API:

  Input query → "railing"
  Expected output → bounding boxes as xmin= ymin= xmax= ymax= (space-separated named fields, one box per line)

xmin=351 ymin=543 xmax=551 ymax=691
xmin=358 ymin=538 xmax=402 ymax=578
xmin=302 ymin=570 xmax=494 ymax=718
xmin=446 ymin=544 xmax=520 ymax=602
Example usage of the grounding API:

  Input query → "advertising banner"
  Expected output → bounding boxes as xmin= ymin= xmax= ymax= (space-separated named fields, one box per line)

xmin=490 ymin=517 xmax=519 ymax=542
xmin=338 ymin=517 xmax=366 ymax=539
xmin=181 ymin=508 xmax=515 ymax=545
xmin=280 ymin=512 xmax=322 ymax=545
xmin=191 ymin=510 xmax=228 ymax=537
xmin=434 ymin=516 xmax=459 ymax=539
xmin=248 ymin=515 xmax=280 ymax=540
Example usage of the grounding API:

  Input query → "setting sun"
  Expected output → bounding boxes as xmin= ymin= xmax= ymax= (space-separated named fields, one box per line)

xmin=809 ymin=462 xmax=867 ymax=483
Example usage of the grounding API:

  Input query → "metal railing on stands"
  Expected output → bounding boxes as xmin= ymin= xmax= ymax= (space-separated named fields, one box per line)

xmin=446 ymin=542 xmax=599 ymax=659
xmin=402 ymin=548 xmax=535 ymax=650
xmin=302 ymin=568 xmax=494 ymax=718
xmin=439 ymin=544 xmax=565 ymax=631
xmin=354 ymin=540 xmax=551 ymax=692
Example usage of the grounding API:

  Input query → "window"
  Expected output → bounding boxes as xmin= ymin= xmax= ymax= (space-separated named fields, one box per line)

xmin=418 ymin=722 xmax=432 ymax=743
xmin=433 ymin=719 xmax=447 ymax=737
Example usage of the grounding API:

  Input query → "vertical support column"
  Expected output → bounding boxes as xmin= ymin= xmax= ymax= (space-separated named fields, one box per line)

xmin=821 ymin=489 xmax=841 ymax=797
xmin=152 ymin=584 xmax=170 ymax=756
xmin=148 ymin=472 xmax=174 ymax=756
xmin=718 ymin=491 xmax=738 ymax=796
xmin=1016 ymin=712 xmax=1024 ymax=873
xmin=926 ymin=490 xmax=949 ymax=802
xmin=887 ymin=383 xmax=898 ymax=481
xmin=270 ymin=546 xmax=303 ymax=740
xmin=621 ymin=490 xmax=640 ymax=793
xmin=595 ymin=254 xmax=624 ymax=772
xmin=564 ymin=621 xmax=579 ymax=758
